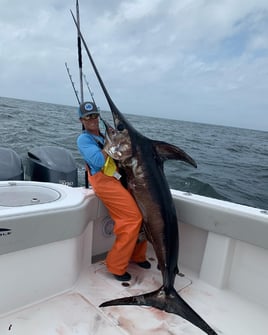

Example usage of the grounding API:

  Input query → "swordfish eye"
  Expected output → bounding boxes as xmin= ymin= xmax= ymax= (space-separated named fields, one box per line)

xmin=117 ymin=123 xmax=125 ymax=131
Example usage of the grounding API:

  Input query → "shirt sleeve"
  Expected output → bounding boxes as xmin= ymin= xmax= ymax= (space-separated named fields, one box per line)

xmin=77 ymin=133 xmax=105 ymax=174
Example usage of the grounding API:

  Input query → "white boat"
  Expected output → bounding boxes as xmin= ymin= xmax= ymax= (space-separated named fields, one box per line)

xmin=0 ymin=179 xmax=267 ymax=334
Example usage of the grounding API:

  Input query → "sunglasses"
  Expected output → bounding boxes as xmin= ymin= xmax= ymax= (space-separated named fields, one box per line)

xmin=82 ymin=113 xmax=99 ymax=120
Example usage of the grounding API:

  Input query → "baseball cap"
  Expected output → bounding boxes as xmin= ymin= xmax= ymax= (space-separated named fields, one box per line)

xmin=78 ymin=101 xmax=99 ymax=118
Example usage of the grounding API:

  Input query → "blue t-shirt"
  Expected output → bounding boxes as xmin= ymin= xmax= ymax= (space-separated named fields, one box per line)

xmin=77 ymin=131 xmax=105 ymax=175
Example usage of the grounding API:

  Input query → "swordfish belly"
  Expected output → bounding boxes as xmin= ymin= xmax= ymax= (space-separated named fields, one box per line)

xmin=122 ymin=150 xmax=180 ymax=284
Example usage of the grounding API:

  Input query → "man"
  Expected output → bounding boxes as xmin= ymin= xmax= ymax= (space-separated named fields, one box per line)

xmin=77 ymin=101 xmax=150 ymax=281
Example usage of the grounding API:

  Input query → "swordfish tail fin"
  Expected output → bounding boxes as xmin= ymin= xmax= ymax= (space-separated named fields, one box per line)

xmin=100 ymin=286 xmax=217 ymax=335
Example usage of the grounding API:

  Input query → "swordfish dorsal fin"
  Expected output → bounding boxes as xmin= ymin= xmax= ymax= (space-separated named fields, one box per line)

xmin=153 ymin=140 xmax=197 ymax=168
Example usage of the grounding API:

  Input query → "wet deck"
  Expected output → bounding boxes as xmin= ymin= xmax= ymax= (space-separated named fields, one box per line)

xmin=0 ymin=246 xmax=267 ymax=335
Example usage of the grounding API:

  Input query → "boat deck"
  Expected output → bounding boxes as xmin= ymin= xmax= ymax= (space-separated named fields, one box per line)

xmin=0 ymin=245 xmax=267 ymax=335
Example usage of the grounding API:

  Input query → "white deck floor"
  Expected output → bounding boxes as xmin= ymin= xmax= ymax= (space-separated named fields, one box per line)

xmin=0 ymin=246 xmax=267 ymax=335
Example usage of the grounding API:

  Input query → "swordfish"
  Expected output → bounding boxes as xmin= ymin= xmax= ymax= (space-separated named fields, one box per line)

xmin=71 ymin=11 xmax=218 ymax=335
xmin=101 ymin=114 xmax=217 ymax=335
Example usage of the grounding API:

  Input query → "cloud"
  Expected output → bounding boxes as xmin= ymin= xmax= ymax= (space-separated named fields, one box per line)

xmin=0 ymin=0 xmax=268 ymax=130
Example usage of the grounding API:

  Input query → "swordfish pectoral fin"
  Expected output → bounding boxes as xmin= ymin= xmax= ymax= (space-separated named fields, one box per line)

xmin=99 ymin=287 xmax=218 ymax=334
xmin=153 ymin=140 xmax=197 ymax=168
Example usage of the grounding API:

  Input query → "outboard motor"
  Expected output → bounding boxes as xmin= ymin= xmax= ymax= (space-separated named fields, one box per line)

xmin=27 ymin=146 xmax=78 ymax=186
xmin=0 ymin=147 xmax=24 ymax=181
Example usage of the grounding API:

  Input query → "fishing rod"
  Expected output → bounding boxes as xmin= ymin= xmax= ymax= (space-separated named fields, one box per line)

xmin=70 ymin=10 xmax=119 ymax=115
xmin=75 ymin=0 xmax=94 ymax=189
xmin=76 ymin=0 xmax=84 ymax=104
xmin=65 ymin=62 xmax=80 ymax=104
xmin=65 ymin=60 xmax=96 ymax=105
xmin=83 ymin=73 xmax=96 ymax=105
xmin=65 ymin=58 xmax=88 ymax=187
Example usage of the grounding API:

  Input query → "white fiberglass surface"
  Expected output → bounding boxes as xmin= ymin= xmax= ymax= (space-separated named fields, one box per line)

xmin=1 ymin=245 xmax=267 ymax=335
xmin=0 ymin=184 xmax=60 ymax=207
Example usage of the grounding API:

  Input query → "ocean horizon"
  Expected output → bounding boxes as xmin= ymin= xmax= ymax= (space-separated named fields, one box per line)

xmin=1 ymin=95 xmax=267 ymax=210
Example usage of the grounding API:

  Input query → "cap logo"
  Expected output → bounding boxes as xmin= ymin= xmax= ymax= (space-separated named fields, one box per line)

xmin=84 ymin=103 xmax=94 ymax=111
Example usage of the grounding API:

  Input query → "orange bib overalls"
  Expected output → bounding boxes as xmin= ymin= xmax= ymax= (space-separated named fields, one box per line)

xmin=88 ymin=170 xmax=147 ymax=275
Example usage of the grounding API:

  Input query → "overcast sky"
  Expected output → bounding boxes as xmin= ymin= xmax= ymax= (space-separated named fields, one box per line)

xmin=1 ymin=0 xmax=268 ymax=131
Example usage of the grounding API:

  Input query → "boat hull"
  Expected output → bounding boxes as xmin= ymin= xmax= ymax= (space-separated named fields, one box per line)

xmin=0 ymin=181 xmax=267 ymax=334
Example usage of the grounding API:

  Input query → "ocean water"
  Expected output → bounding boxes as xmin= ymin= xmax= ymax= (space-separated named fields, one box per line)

xmin=0 ymin=96 xmax=267 ymax=210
